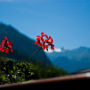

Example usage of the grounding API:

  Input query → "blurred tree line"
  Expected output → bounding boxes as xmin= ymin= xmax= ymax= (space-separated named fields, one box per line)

xmin=0 ymin=56 xmax=68 ymax=85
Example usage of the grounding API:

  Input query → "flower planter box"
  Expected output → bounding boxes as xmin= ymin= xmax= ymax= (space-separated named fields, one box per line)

xmin=0 ymin=73 xmax=90 ymax=89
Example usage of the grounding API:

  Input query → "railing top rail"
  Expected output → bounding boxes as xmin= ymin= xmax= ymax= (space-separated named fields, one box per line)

xmin=0 ymin=73 xmax=90 ymax=88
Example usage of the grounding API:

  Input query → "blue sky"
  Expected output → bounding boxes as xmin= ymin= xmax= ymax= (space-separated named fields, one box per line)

xmin=0 ymin=0 xmax=90 ymax=49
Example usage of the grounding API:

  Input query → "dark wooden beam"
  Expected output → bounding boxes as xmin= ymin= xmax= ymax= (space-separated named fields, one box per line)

xmin=0 ymin=73 xmax=90 ymax=88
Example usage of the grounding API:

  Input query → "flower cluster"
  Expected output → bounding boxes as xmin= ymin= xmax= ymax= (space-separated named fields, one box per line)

xmin=34 ymin=32 xmax=54 ymax=51
xmin=0 ymin=37 xmax=13 ymax=53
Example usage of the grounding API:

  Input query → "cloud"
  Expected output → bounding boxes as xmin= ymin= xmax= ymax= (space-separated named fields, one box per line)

xmin=0 ymin=0 xmax=13 ymax=2
xmin=44 ymin=49 xmax=53 ymax=53
xmin=54 ymin=48 xmax=62 ymax=52
xmin=44 ymin=48 xmax=62 ymax=53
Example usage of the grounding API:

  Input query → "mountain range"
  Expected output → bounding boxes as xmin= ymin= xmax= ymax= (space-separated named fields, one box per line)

xmin=1 ymin=23 xmax=90 ymax=74
xmin=46 ymin=47 xmax=90 ymax=73
xmin=0 ymin=23 xmax=51 ymax=65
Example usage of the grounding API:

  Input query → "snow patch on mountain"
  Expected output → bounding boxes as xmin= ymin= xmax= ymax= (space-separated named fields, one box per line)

xmin=44 ymin=48 xmax=63 ymax=53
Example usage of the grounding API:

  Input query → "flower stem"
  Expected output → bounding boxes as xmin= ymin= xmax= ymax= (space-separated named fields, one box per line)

xmin=29 ymin=47 xmax=42 ymax=61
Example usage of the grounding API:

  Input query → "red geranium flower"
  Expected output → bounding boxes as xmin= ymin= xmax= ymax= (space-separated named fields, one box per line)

xmin=47 ymin=36 xmax=54 ymax=50
xmin=34 ymin=32 xmax=54 ymax=51
xmin=0 ymin=37 xmax=13 ymax=53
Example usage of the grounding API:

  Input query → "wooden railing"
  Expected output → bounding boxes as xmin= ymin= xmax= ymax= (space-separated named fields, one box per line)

xmin=0 ymin=73 xmax=90 ymax=88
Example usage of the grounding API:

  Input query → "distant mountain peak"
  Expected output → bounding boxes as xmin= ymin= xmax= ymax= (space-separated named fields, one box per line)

xmin=46 ymin=46 xmax=90 ymax=73
xmin=61 ymin=47 xmax=68 ymax=52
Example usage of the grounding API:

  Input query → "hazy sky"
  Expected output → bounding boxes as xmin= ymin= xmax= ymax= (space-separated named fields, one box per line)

xmin=0 ymin=0 xmax=90 ymax=49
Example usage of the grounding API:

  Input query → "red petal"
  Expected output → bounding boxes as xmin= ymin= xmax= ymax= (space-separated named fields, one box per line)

xmin=38 ymin=43 xmax=42 ymax=47
xmin=51 ymin=45 xmax=54 ymax=50
xmin=48 ymin=36 xmax=53 ymax=43
xmin=46 ymin=45 xmax=48 ymax=48
xmin=44 ymin=34 xmax=48 ymax=38
xmin=41 ymin=38 xmax=44 ymax=42
xmin=10 ymin=40 xmax=13 ymax=46
xmin=34 ymin=42 xmax=38 ymax=45
xmin=5 ymin=49 xmax=9 ymax=53
xmin=49 ymin=36 xmax=52 ymax=39
xmin=9 ymin=45 xmax=12 ymax=48
xmin=41 ymin=32 xmax=44 ymax=36
xmin=4 ymin=37 xmax=7 ymax=40
xmin=6 ymin=41 xmax=9 ymax=47
xmin=11 ymin=49 xmax=13 ymax=53
xmin=37 ymin=36 xmax=41 ymax=38
xmin=0 ymin=47 xmax=4 ymax=50
xmin=44 ymin=39 xmax=48 ymax=43
xmin=1 ymin=49 xmax=5 ymax=52
xmin=51 ymin=39 xmax=53 ymax=43
xmin=40 ymin=43 xmax=43 ymax=46
xmin=36 ymin=38 xmax=40 ymax=41
xmin=1 ymin=40 xmax=5 ymax=45
xmin=9 ymin=48 xmax=13 ymax=53
xmin=42 ymin=47 xmax=45 ymax=50
xmin=48 ymin=42 xmax=52 ymax=45
xmin=48 ymin=37 xmax=51 ymax=42
xmin=51 ymin=47 xmax=54 ymax=50
xmin=38 ymin=44 xmax=41 ymax=47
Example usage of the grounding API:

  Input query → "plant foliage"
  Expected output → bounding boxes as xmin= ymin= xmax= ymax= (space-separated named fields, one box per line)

xmin=0 ymin=56 xmax=68 ymax=85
